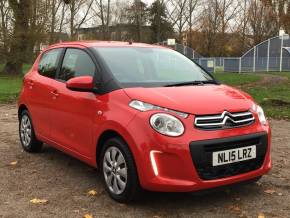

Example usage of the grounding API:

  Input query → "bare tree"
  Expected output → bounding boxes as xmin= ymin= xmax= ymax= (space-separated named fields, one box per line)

xmin=92 ymin=0 xmax=112 ymax=40
xmin=185 ymin=0 xmax=199 ymax=47
xmin=3 ymin=0 xmax=31 ymax=74
xmin=0 ymin=0 xmax=11 ymax=59
xmin=48 ymin=0 xmax=64 ymax=44
xmin=68 ymin=0 xmax=93 ymax=39
xmin=167 ymin=0 xmax=188 ymax=42
xmin=248 ymin=0 xmax=277 ymax=45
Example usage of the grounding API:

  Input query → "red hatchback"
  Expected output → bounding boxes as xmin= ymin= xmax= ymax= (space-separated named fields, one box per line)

xmin=18 ymin=41 xmax=271 ymax=202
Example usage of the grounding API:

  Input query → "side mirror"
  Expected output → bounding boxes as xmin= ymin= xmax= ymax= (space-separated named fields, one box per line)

xmin=66 ymin=76 xmax=95 ymax=92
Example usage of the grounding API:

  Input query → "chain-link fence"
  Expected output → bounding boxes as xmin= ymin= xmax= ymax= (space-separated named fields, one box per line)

xmin=158 ymin=37 xmax=290 ymax=73
xmin=156 ymin=42 xmax=216 ymax=72
xmin=223 ymin=35 xmax=290 ymax=72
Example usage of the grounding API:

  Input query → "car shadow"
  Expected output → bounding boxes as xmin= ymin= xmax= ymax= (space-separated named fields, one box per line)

xmin=37 ymin=144 xmax=264 ymax=209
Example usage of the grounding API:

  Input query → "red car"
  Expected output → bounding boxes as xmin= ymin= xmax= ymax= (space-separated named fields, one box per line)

xmin=18 ymin=41 xmax=271 ymax=202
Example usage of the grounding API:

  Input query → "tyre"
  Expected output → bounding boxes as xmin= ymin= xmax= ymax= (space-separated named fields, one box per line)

xmin=100 ymin=137 xmax=141 ymax=203
xmin=19 ymin=110 xmax=43 ymax=152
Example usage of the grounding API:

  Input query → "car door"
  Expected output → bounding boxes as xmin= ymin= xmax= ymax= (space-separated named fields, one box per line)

xmin=27 ymin=48 xmax=63 ymax=139
xmin=50 ymin=48 xmax=98 ymax=158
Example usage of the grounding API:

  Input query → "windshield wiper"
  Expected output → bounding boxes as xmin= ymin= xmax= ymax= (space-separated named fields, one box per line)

xmin=165 ymin=80 xmax=217 ymax=87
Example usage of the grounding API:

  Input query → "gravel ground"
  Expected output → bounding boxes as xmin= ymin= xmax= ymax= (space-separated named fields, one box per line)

xmin=0 ymin=104 xmax=289 ymax=218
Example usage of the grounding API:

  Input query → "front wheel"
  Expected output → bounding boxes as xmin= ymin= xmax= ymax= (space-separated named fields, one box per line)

xmin=100 ymin=137 xmax=141 ymax=203
xmin=19 ymin=110 xmax=43 ymax=152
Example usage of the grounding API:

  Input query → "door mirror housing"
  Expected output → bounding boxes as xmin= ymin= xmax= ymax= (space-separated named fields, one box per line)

xmin=66 ymin=76 xmax=96 ymax=92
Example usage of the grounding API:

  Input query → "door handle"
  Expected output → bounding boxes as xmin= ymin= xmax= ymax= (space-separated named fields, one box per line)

xmin=50 ymin=90 xmax=59 ymax=98
xmin=28 ymin=80 xmax=34 ymax=89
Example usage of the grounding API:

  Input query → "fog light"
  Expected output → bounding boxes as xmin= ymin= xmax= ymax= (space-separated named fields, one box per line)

xmin=150 ymin=151 xmax=162 ymax=176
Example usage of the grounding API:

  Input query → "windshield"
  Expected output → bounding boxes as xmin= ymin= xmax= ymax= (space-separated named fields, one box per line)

xmin=94 ymin=47 xmax=214 ymax=87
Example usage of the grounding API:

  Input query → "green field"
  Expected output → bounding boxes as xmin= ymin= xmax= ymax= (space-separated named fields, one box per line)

xmin=0 ymin=76 xmax=23 ymax=102
xmin=0 ymin=68 xmax=290 ymax=119
xmin=215 ymin=72 xmax=290 ymax=119
xmin=0 ymin=64 xmax=32 ymax=103
xmin=214 ymin=72 xmax=261 ymax=86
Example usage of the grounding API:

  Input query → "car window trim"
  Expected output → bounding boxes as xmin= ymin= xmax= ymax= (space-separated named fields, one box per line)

xmin=37 ymin=48 xmax=64 ymax=79
xmin=55 ymin=47 xmax=100 ymax=85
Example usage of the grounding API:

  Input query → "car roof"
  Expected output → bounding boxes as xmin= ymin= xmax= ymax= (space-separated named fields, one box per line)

xmin=47 ymin=41 xmax=169 ymax=50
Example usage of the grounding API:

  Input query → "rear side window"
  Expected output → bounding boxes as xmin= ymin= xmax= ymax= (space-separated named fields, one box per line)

xmin=38 ymin=48 xmax=62 ymax=79
xmin=57 ymin=48 xmax=96 ymax=81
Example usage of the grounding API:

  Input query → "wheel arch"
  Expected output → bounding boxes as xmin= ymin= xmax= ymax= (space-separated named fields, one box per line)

xmin=95 ymin=124 xmax=140 ymax=170
xmin=18 ymin=104 xmax=29 ymax=121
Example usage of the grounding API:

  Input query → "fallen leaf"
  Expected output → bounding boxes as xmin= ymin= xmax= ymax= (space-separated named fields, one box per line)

xmin=87 ymin=190 xmax=98 ymax=196
xmin=83 ymin=214 xmax=93 ymax=218
xmin=10 ymin=161 xmax=18 ymax=166
xmin=228 ymin=205 xmax=241 ymax=212
xmin=264 ymin=189 xmax=275 ymax=194
xmin=30 ymin=198 xmax=48 ymax=204
xmin=258 ymin=213 xmax=265 ymax=218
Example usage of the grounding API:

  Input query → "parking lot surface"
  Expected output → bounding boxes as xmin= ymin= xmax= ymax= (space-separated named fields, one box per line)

xmin=0 ymin=104 xmax=289 ymax=218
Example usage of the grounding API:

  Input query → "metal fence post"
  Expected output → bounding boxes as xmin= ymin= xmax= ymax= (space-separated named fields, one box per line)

xmin=280 ymin=35 xmax=284 ymax=72
xmin=253 ymin=46 xmax=256 ymax=72
xmin=267 ymin=39 xmax=270 ymax=72
xmin=239 ymin=58 xmax=242 ymax=73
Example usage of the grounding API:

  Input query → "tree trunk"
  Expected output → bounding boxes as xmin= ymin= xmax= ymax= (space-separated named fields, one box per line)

xmin=70 ymin=0 xmax=75 ymax=39
xmin=3 ymin=0 xmax=31 ymax=75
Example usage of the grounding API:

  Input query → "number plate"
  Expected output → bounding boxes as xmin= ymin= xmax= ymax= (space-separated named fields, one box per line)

xmin=212 ymin=145 xmax=256 ymax=166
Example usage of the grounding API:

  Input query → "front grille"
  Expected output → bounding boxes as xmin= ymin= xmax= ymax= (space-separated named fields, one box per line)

xmin=189 ymin=132 xmax=268 ymax=180
xmin=195 ymin=111 xmax=255 ymax=130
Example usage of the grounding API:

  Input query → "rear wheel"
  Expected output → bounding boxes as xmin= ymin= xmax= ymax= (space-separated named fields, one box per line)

xmin=19 ymin=110 xmax=43 ymax=152
xmin=100 ymin=137 xmax=141 ymax=203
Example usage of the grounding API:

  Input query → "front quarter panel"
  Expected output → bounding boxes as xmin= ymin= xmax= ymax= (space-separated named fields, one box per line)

xmin=92 ymin=90 xmax=139 ymax=165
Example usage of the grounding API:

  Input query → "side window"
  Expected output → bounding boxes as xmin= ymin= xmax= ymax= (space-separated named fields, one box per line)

xmin=38 ymin=49 xmax=62 ymax=79
xmin=58 ymin=48 xmax=96 ymax=81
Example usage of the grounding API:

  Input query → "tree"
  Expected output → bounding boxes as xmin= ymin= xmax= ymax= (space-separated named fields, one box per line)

xmin=126 ymin=0 xmax=148 ymax=42
xmin=3 ymin=0 xmax=31 ymax=75
xmin=185 ymin=0 xmax=198 ymax=47
xmin=167 ymin=0 xmax=188 ymax=42
xmin=48 ymin=0 xmax=64 ymax=44
xmin=248 ymin=0 xmax=277 ymax=45
xmin=149 ymin=0 xmax=174 ymax=43
xmin=92 ymin=0 xmax=112 ymax=40
xmin=67 ymin=0 xmax=93 ymax=40
xmin=0 ymin=0 xmax=11 ymax=61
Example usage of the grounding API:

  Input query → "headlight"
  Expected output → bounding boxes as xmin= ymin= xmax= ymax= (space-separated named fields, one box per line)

xmin=150 ymin=113 xmax=185 ymax=137
xmin=256 ymin=105 xmax=267 ymax=125
xmin=129 ymin=100 xmax=188 ymax=118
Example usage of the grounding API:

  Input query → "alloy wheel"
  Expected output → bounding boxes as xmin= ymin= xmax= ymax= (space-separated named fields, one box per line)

xmin=103 ymin=146 xmax=128 ymax=195
xmin=20 ymin=115 xmax=32 ymax=147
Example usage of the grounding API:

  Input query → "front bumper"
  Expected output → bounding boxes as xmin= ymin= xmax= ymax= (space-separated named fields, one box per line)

xmin=126 ymin=113 xmax=271 ymax=192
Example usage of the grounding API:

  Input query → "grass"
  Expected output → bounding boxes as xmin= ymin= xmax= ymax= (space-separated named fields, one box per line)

xmin=0 ymin=64 xmax=32 ymax=103
xmin=0 ymin=76 xmax=23 ymax=103
xmin=214 ymin=72 xmax=290 ymax=119
xmin=214 ymin=72 xmax=261 ymax=86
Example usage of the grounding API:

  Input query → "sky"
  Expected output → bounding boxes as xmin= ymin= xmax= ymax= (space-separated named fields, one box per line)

xmin=143 ymin=0 xmax=154 ymax=4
